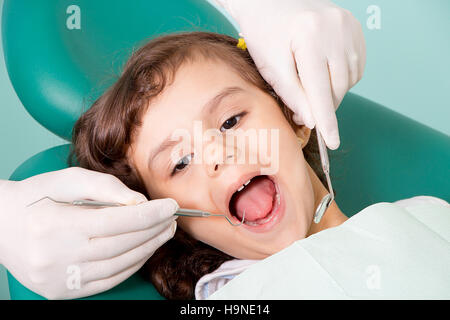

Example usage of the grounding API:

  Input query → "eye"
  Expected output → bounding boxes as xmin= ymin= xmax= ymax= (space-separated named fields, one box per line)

xmin=220 ymin=112 xmax=246 ymax=132
xmin=172 ymin=153 xmax=193 ymax=175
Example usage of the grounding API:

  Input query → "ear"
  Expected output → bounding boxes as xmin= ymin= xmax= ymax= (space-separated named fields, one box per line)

xmin=294 ymin=125 xmax=311 ymax=149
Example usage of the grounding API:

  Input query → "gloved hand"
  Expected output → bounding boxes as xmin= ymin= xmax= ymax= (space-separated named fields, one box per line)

xmin=0 ymin=167 xmax=178 ymax=299
xmin=215 ymin=0 xmax=366 ymax=150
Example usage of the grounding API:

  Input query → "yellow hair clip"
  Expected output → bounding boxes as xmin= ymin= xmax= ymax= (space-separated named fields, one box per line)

xmin=237 ymin=38 xmax=247 ymax=50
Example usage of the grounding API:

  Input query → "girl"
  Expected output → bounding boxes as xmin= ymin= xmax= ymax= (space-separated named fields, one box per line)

xmin=71 ymin=31 xmax=447 ymax=300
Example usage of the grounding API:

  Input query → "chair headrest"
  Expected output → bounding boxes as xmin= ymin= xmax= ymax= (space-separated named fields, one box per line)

xmin=2 ymin=0 xmax=237 ymax=140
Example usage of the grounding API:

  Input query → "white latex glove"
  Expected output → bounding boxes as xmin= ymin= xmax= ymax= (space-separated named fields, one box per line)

xmin=215 ymin=0 xmax=366 ymax=150
xmin=0 ymin=167 xmax=178 ymax=299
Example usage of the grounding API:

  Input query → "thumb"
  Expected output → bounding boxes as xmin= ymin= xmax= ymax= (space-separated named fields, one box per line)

xmin=316 ymin=114 xmax=341 ymax=150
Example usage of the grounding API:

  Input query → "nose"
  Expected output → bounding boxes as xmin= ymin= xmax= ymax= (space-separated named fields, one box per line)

xmin=204 ymin=138 xmax=239 ymax=177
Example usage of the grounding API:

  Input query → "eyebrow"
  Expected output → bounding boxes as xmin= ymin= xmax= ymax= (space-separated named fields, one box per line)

xmin=147 ymin=86 xmax=244 ymax=169
xmin=201 ymin=86 xmax=244 ymax=116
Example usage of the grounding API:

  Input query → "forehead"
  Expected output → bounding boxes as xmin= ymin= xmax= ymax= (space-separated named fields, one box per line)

xmin=131 ymin=58 xmax=253 ymax=161
xmin=146 ymin=58 xmax=248 ymax=121
xmin=141 ymin=59 xmax=250 ymax=132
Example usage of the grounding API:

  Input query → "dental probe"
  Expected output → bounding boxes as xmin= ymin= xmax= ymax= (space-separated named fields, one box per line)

xmin=27 ymin=197 xmax=245 ymax=226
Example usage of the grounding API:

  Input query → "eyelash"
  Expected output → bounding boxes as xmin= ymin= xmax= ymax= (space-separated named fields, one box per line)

xmin=219 ymin=112 xmax=245 ymax=132
xmin=171 ymin=153 xmax=193 ymax=176
xmin=170 ymin=111 xmax=247 ymax=176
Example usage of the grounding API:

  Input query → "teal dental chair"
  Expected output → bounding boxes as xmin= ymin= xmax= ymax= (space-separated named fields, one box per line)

xmin=3 ymin=0 xmax=449 ymax=300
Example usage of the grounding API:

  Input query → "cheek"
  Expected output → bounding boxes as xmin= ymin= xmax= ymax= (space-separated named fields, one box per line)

xmin=285 ymin=159 xmax=316 ymax=237
xmin=276 ymin=128 xmax=316 ymax=238
xmin=247 ymin=103 xmax=316 ymax=236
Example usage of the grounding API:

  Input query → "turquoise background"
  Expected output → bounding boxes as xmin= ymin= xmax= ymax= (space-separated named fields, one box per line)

xmin=1 ymin=0 xmax=449 ymax=300
xmin=333 ymin=0 xmax=450 ymax=138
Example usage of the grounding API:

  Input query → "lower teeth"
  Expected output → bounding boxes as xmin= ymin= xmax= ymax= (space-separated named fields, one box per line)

xmin=244 ymin=213 xmax=273 ymax=226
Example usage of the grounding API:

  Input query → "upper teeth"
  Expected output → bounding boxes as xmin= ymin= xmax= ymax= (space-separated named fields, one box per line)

xmin=237 ymin=179 xmax=252 ymax=192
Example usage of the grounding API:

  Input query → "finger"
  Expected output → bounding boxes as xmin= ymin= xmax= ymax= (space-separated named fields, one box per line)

xmin=80 ymin=198 xmax=178 ymax=237
xmin=358 ymin=38 xmax=367 ymax=81
xmin=50 ymin=167 xmax=148 ymax=205
xmin=76 ymin=255 xmax=148 ymax=299
xmin=84 ymin=218 xmax=175 ymax=261
xmin=351 ymin=17 xmax=367 ymax=83
xmin=259 ymin=49 xmax=313 ymax=128
xmin=295 ymin=51 xmax=340 ymax=150
xmin=81 ymin=221 xmax=176 ymax=283
xmin=347 ymin=20 xmax=364 ymax=88
xmin=348 ymin=52 xmax=359 ymax=88
xmin=327 ymin=57 xmax=350 ymax=109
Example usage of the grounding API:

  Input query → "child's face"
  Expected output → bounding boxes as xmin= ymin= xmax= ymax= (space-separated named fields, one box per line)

xmin=129 ymin=58 xmax=316 ymax=259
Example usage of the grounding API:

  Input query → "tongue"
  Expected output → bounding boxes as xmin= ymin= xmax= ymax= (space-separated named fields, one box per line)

xmin=232 ymin=176 xmax=276 ymax=222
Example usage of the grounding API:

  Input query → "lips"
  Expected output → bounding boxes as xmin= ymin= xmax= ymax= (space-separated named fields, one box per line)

xmin=226 ymin=174 xmax=284 ymax=232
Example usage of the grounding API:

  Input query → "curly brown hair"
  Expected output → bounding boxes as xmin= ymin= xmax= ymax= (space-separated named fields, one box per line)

xmin=70 ymin=31 xmax=333 ymax=299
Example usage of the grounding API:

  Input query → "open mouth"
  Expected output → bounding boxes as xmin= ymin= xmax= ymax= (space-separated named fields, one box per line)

xmin=228 ymin=175 xmax=282 ymax=230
